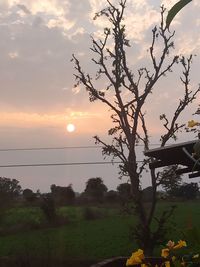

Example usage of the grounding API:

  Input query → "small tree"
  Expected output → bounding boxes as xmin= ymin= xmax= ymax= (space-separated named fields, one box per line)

xmin=84 ymin=177 xmax=107 ymax=203
xmin=40 ymin=193 xmax=56 ymax=224
xmin=0 ymin=177 xmax=21 ymax=207
xmin=51 ymin=184 xmax=75 ymax=205
xmin=117 ymin=182 xmax=132 ymax=204
xmin=105 ymin=190 xmax=119 ymax=203
xmin=175 ymin=182 xmax=199 ymax=199
xmin=23 ymin=188 xmax=36 ymax=202
xmin=159 ymin=165 xmax=182 ymax=196
xmin=72 ymin=0 xmax=199 ymax=253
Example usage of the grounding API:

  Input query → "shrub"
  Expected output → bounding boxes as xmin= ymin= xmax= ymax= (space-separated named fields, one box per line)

xmin=40 ymin=194 xmax=56 ymax=224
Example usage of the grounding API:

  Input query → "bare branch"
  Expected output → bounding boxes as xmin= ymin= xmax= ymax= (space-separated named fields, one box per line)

xmin=160 ymin=55 xmax=200 ymax=146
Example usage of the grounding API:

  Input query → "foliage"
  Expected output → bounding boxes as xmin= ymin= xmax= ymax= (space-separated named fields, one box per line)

xmin=51 ymin=184 xmax=75 ymax=205
xmin=117 ymin=183 xmax=132 ymax=205
xmin=0 ymin=177 xmax=21 ymax=208
xmin=166 ymin=0 xmax=193 ymax=29
xmin=84 ymin=177 xmax=108 ymax=203
xmin=174 ymin=183 xmax=199 ymax=200
xmin=158 ymin=166 xmax=199 ymax=200
xmin=40 ymin=194 xmax=57 ymax=224
xmin=72 ymin=0 xmax=200 ymax=253
xmin=127 ymin=240 xmax=200 ymax=267
xmin=158 ymin=166 xmax=182 ymax=196
xmin=105 ymin=190 xmax=119 ymax=203
xmin=0 ymin=207 xmax=44 ymax=234
xmin=0 ymin=177 xmax=21 ymax=198
xmin=23 ymin=188 xmax=36 ymax=202
xmin=133 ymin=205 xmax=177 ymax=253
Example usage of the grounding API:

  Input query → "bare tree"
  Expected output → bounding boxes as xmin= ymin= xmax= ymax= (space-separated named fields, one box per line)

xmin=72 ymin=0 xmax=199 ymax=254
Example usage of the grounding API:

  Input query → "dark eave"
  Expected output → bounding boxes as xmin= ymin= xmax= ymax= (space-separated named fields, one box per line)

xmin=144 ymin=139 xmax=200 ymax=177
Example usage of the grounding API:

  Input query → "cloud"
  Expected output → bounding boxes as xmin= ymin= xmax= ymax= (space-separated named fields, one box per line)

xmin=0 ymin=8 xmax=93 ymax=112
xmin=7 ymin=0 xmax=66 ymax=16
xmin=32 ymin=16 xmax=43 ymax=27
xmin=0 ymin=112 xmax=66 ymax=128
xmin=8 ymin=51 xmax=19 ymax=59
xmin=47 ymin=17 xmax=75 ymax=31
xmin=0 ymin=0 xmax=199 ymax=118
xmin=0 ymin=109 xmax=102 ymax=126
xmin=17 ymin=4 xmax=31 ymax=15
xmin=176 ymin=36 xmax=200 ymax=55
xmin=69 ymin=110 xmax=101 ymax=119
xmin=72 ymin=86 xmax=81 ymax=95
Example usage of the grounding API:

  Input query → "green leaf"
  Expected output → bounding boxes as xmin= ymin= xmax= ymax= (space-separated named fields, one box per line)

xmin=166 ymin=0 xmax=193 ymax=29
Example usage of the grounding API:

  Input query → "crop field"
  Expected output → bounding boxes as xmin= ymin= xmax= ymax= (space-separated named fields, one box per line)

xmin=0 ymin=201 xmax=199 ymax=266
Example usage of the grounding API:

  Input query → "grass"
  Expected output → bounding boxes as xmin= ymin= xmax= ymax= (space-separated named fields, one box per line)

xmin=0 ymin=201 xmax=199 ymax=263
xmin=156 ymin=201 xmax=200 ymax=230
xmin=1 ymin=207 xmax=45 ymax=227
xmin=0 ymin=216 xmax=134 ymax=260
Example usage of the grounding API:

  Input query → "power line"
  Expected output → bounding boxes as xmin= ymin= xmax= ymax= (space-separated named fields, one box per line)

xmin=0 ymin=161 xmax=117 ymax=168
xmin=0 ymin=144 xmax=162 ymax=152
xmin=0 ymin=160 xmax=144 ymax=168
xmin=0 ymin=146 xmax=99 ymax=152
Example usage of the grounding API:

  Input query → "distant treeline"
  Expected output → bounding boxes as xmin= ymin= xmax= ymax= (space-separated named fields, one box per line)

xmin=0 ymin=175 xmax=199 ymax=209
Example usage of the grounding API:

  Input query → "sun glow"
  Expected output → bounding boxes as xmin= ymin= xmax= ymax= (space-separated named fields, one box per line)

xmin=66 ymin=123 xmax=75 ymax=132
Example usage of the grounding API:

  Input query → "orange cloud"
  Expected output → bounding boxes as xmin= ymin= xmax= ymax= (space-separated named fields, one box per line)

xmin=0 ymin=109 xmax=111 ymax=134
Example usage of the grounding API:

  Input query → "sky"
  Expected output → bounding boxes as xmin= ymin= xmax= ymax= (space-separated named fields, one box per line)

xmin=0 ymin=0 xmax=200 ymax=193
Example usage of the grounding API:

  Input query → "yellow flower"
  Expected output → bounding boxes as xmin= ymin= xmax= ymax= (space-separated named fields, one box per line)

xmin=165 ymin=261 xmax=170 ymax=267
xmin=173 ymin=240 xmax=187 ymax=250
xmin=126 ymin=249 xmax=144 ymax=266
xmin=188 ymin=120 xmax=199 ymax=128
xmin=166 ymin=240 xmax=175 ymax=249
xmin=193 ymin=254 xmax=199 ymax=259
xmin=161 ymin=248 xmax=170 ymax=258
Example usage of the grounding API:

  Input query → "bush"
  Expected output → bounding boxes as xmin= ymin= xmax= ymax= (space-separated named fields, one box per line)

xmin=40 ymin=194 xmax=56 ymax=224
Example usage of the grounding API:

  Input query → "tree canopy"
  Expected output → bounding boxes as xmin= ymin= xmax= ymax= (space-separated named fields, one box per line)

xmin=51 ymin=184 xmax=75 ymax=205
xmin=159 ymin=165 xmax=182 ymax=195
xmin=0 ymin=177 xmax=21 ymax=205
xmin=84 ymin=177 xmax=107 ymax=203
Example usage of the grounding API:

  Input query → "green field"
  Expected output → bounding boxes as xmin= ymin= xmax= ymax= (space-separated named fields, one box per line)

xmin=0 ymin=201 xmax=199 ymax=266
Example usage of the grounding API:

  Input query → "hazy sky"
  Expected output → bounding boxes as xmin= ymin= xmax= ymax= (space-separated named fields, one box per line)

xmin=0 ymin=0 xmax=200 ymax=193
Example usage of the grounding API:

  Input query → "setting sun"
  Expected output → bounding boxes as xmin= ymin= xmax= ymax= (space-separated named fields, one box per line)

xmin=66 ymin=123 xmax=75 ymax=132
